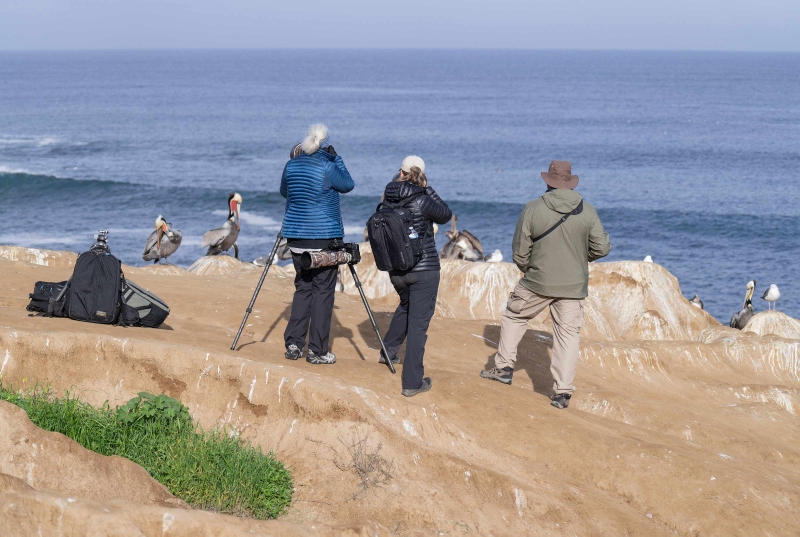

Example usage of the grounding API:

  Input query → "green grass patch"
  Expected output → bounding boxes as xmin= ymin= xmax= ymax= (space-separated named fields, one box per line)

xmin=0 ymin=384 xmax=292 ymax=519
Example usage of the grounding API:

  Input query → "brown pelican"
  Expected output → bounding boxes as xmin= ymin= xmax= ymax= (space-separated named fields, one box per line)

xmin=762 ymin=284 xmax=780 ymax=310
xmin=440 ymin=216 xmax=483 ymax=261
xmin=202 ymin=192 xmax=242 ymax=259
xmin=689 ymin=295 xmax=704 ymax=309
xmin=730 ymin=280 xmax=756 ymax=330
xmin=142 ymin=215 xmax=182 ymax=264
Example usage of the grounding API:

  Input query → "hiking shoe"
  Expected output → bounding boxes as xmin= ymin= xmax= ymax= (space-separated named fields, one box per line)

xmin=378 ymin=351 xmax=400 ymax=365
xmin=480 ymin=366 xmax=514 ymax=385
xmin=402 ymin=377 xmax=432 ymax=397
xmin=551 ymin=393 xmax=572 ymax=409
xmin=285 ymin=344 xmax=302 ymax=360
xmin=306 ymin=350 xmax=336 ymax=365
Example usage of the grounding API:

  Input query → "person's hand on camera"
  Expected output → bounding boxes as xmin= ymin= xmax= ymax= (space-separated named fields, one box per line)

xmin=325 ymin=145 xmax=337 ymax=157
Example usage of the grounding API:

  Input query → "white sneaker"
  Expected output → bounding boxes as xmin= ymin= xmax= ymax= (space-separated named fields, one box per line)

xmin=306 ymin=350 xmax=336 ymax=365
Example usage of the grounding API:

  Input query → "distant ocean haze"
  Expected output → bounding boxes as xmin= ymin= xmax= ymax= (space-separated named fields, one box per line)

xmin=0 ymin=50 xmax=798 ymax=321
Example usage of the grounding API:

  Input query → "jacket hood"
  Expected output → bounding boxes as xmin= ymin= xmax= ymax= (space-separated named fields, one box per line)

xmin=542 ymin=188 xmax=582 ymax=214
xmin=384 ymin=180 xmax=425 ymax=203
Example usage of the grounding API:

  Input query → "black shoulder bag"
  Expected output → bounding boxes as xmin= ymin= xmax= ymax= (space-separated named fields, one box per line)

xmin=532 ymin=200 xmax=584 ymax=243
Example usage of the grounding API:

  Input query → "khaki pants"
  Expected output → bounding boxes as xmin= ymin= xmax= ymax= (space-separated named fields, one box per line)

xmin=494 ymin=283 xmax=585 ymax=395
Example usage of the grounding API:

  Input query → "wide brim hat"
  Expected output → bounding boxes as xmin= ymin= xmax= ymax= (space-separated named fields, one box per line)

xmin=541 ymin=160 xmax=579 ymax=189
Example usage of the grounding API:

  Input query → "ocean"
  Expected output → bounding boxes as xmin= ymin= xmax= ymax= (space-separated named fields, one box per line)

xmin=0 ymin=50 xmax=798 ymax=321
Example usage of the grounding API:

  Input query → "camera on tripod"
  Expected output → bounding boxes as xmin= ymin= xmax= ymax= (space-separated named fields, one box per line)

xmin=300 ymin=240 xmax=361 ymax=270
xmin=231 ymin=230 xmax=396 ymax=373
xmin=91 ymin=230 xmax=111 ymax=253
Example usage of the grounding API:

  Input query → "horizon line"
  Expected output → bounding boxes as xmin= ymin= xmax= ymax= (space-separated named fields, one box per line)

xmin=1 ymin=46 xmax=799 ymax=54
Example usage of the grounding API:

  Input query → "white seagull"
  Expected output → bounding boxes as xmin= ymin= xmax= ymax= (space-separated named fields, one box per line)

xmin=761 ymin=284 xmax=780 ymax=310
xmin=484 ymin=249 xmax=503 ymax=263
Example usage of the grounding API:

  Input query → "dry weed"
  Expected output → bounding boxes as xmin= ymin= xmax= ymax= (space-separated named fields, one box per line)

xmin=332 ymin=429 xmax=394 ymax=500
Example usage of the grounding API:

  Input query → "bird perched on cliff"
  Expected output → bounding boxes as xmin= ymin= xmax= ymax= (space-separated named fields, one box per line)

xmin=762 ymin=284 xmax=780 ymax=310
xmin=253 ymin=237 xmax=293 ymax=266
xmin=689 ymin=295 xmax=704 ymax=309
xmin=643 ymin=255 xmax=653 ymax=263
xmin=484 ymin=249 xmax=503 ymax=263
xmin=142 ymin=215 xmax=182 ymax=264
xmin=440 ymin=216 xmax=484 ymax=261
xmin=202 ymin=192 xmax=242 ymax=259
xmin=730 ymin=280 xmax=756 ymax=330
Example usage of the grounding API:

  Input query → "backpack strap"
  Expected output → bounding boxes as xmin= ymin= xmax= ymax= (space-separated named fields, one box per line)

xmin=531 ymin=200 xmax=584 ymax=243
xmin=44 ymin=278 xmax=71 ymax=317
xmin=378 ymin=192 xmax=424 ymax=212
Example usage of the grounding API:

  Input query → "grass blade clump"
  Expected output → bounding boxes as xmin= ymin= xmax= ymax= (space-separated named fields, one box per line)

xmin=0 ymin=384 xmax=292 ymax=519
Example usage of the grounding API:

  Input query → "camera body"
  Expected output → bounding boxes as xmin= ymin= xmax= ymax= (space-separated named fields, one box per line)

xmin=91 ymin=230 xmax=111 ymax=253
xmin=300 ymin=241 xmax=360 ymax=270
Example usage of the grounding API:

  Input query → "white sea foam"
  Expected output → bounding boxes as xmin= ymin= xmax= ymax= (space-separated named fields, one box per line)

xmin=0 ymin=233 xmax=80 ymax=246
xmin=0 ymin=135 xmax=61 ymax=146
xmin=0 ymin=165 xmax=33 ymax=174
xmin=211 ymin=209 xmax=280 ymax=229
xmin=343 ymin=225 xmax=366 ymax=236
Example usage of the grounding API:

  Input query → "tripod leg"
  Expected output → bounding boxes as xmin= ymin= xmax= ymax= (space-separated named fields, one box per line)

xmin=348 ymin=264 xmax=396 ymax=374
xmin=230 ymin=231 xmax=282 ymax=351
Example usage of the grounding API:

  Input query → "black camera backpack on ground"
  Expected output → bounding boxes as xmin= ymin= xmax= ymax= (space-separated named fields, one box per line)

xmin=120 ymin=279 xmax=170 ymax=328
xmin=26 ymin=280 xmax=69 ymax=317
xmin=367 ymin=194 xmax=424 ymax=272
xmin=67 ymin=250 xmax=123 ymax=324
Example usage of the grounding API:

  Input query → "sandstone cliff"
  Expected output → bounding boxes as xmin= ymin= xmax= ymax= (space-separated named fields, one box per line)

xmin=1 ymin=245 xmax=799 ymax=536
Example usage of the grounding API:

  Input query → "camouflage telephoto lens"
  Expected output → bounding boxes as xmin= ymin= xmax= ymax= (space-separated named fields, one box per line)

xmin=300 ymin=250 xmax=352 ymax=270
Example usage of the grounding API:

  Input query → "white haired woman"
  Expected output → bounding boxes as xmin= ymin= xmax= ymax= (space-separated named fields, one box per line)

xmin=281 ymin=124 xmax=354 ymax=365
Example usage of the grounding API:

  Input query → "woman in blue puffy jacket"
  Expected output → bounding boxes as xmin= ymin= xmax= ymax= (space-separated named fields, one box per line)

xmin=281 ymin=124 xmax=354 ymax=365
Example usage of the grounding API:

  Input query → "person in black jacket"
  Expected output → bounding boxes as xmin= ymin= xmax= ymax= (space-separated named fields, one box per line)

xmin=380 ymin=156 xmax=452 ymax=397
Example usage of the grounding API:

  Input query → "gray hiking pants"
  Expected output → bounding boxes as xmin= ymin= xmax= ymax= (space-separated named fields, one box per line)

xmin=494 ymin=282 xmax=585 ymax=395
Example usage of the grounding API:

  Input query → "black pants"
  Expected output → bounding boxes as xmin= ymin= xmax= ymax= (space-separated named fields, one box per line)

xmin=284 ymin=253 xmax=338 ymax=355
xmin=383 ymin=270 xmax=440 ymax=390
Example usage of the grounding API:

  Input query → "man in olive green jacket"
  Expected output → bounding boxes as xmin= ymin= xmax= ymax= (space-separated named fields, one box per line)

xmin=480 ymin=161 xmax=611 ymax=409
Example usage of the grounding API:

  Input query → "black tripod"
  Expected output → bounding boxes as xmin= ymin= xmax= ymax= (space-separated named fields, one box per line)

xmin=231 ymin=230 xmax=282 ymax=351
xmin=231 ymin=233 xmax=396 ymax=374
xmin=347 ymin=263 xmax=396 ymax=374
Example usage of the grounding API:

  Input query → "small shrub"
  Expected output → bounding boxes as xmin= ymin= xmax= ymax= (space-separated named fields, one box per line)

xmin=333 ymin=429 xmax=393 ymax=500
xmin=0 ymin=383 xmax=292 ymax=519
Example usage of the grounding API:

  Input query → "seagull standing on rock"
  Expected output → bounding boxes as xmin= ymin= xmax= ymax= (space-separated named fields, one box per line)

xmin=484 ymin=249 xmax=503 ymax=263
xmin=762 ymin=284 xmax=780 ymax=310
xmin=643 ymin=255 xmax=653 ymax=263
xmin=689 ymin=295 xmax=704 ymax=309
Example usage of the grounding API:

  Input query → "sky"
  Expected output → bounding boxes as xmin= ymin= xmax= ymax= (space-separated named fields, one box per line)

xmin=0 ymin=0 xmax=798 ymax=52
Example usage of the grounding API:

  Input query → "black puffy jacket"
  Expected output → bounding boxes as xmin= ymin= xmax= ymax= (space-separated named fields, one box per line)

xmin=382 ymin=179 xmax=452 ymax=273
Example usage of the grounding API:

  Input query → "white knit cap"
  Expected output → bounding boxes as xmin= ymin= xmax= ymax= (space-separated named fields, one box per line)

xmin=400 ymin=155 xmax=425 ymax=173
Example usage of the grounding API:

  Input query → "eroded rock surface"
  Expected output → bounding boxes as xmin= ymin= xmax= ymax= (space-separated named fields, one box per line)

xmin=0 ymin=401 xmax=183 ymax=508
xmin=0 ymin=247 xmax=798 ymax=536
xmin=0 ymin=245 xmax=77 ymax=268
xmin=744 ymin=310 xmax=800 ymax=339
xmin=188 ymin=255 xmax=262 ymax=276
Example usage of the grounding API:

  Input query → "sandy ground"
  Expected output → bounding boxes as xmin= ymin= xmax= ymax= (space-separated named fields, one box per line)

xmin=0 ymin=247 xmax=799 ymax=536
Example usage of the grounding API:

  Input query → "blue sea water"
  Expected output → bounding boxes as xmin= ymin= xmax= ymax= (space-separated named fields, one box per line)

xmin=0 ymin=50 xmax=798 ymax=321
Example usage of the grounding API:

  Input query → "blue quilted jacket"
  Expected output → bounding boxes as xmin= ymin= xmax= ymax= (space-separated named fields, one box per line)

xmin=280 ymin=149 xmax=355 ymax=239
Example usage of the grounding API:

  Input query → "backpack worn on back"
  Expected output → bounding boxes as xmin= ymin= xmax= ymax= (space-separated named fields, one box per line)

xmin=67 ymin=250 xmax=123 ymax=324
xmin=120 ymin=279 xmax=170 ymax=328
xmin=366 ymin=194 xmax=424 ymax=272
